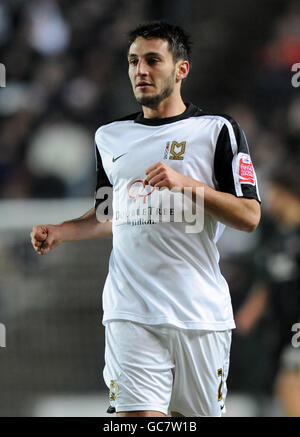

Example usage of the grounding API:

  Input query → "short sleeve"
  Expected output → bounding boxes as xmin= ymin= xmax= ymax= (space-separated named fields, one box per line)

xmin=214 ymin=118 xmax=261 ymax=203
xmin=94 ymin=143 xmax=112 ymax=213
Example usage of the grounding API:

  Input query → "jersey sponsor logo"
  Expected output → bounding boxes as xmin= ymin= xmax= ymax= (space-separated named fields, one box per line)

xmin=238 ymin=153 xmax=255 ymax=185
xmin=164 ymin=141 xmax=186 ymax=160
xmin=128 ymin=179 xmax=157 ymax=203
xmin=112 ymin=153 xmax=127 ymax=163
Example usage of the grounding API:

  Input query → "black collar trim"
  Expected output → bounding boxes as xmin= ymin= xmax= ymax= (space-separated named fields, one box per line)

xmin=134 ymin=102 xmax=202 ymax=126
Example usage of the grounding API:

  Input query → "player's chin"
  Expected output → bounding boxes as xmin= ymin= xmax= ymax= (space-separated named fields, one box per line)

xmin=135 ymin=88 xmax=154 ymax=99
xmin=135 ymin=93 xmax=161 ymax=109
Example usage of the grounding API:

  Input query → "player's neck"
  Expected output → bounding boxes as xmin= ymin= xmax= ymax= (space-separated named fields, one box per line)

xmin=142 ymin=95 xmax=186 ymax=120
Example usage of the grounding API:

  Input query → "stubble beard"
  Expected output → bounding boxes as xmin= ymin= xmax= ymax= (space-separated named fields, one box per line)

xmin=135 ymin=69 xmax=176 ymax=110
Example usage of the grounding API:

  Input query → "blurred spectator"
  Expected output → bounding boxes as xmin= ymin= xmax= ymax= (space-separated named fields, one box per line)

xmin=25 ymin=0 xmax=71 ymax=56
xmin=0 ymin=1 xmax=12 ymax=46
xmin=235 ymin=162 xmax=300 ymax=415
xmin=254 ymin=0 xmax=300 ymax=119
xmin=26 ymin=120 xmax=94 ymax=197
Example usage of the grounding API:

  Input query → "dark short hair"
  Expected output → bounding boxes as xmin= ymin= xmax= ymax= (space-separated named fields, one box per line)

xmin=128 ymin=20 xmax=192 ymax=65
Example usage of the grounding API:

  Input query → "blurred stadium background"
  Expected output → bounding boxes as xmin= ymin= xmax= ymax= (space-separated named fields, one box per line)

xmin=0 ymin=0 xmax=300 ymax=417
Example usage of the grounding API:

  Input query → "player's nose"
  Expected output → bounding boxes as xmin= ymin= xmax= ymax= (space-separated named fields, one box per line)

xmin=136 ymin=59 xmax=149 ymax=76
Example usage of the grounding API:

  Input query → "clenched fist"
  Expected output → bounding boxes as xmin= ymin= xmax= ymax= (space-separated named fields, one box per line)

xmin=144 ymin=161 xmax=193 ymax=191
xmin=30 ymin=224 xmax=63 ymax=255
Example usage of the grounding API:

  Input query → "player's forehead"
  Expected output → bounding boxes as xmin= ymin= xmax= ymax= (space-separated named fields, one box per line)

xmin=128 ymin=37 xmax=172 ymax=59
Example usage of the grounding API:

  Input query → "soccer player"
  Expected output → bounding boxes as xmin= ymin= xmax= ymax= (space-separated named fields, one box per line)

xmin=31 ymin=21 xmax=261 ymax=417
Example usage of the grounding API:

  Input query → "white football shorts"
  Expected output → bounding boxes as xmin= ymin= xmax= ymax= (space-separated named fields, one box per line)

xmin=103 ymin=320 xmax=231 ymax=417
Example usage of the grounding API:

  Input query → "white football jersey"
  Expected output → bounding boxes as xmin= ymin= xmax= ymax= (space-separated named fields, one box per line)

xmin=95 ymin=103 xmax=260 ymax=330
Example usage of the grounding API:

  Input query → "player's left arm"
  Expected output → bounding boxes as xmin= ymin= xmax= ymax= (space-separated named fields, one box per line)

xmin=145 ymin=119 xmax=261 ymax=233
xmin=144 ymin=162 xmax=260 ymax=233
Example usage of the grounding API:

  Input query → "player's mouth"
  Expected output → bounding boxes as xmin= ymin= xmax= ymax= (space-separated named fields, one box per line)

xmin=136 ymin=81 xmax=154 ymax=89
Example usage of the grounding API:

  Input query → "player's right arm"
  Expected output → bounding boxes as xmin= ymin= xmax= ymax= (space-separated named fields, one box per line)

xmin=30 ymin=207 xmax=112 ymax=256
xmin=31 ymin=131 xmax=114 ymax=255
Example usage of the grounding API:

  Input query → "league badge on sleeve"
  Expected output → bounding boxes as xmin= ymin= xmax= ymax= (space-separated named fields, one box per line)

xmin=238 ymin=153 xmax=255 ymax=185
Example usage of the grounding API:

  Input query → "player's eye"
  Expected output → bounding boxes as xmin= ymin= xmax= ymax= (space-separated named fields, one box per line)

xmin=147 ymin=58 xmax=159 ymax=65
xmin=129 ymin=59 xmax=138 ymax=66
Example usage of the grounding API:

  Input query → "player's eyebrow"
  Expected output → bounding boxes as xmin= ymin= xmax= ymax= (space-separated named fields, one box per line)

xmin=128 ymin=52 xmax=164 ymax=59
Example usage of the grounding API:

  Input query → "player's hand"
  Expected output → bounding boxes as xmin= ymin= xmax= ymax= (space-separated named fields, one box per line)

xmin=30 ymin=224 xmax=63 ymax=255
xmin=144 ymin=162 xmax=189 ymax=191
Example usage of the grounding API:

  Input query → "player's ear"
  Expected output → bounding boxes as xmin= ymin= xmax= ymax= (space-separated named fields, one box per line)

xmin=176 ymin=60 xmax=189 ymax=82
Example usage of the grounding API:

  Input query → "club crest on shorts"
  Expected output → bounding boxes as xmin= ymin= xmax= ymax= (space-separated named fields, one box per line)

xmin=109 ymin=380 xmax=119 ymax=401
xmin=163 ymin=141 xmax=186 ymax=160
xmin=217 ymin=368 xmax=223 ymax=401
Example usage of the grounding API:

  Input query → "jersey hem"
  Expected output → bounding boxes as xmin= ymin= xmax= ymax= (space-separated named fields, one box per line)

xmin=102 ymin=313 xmax=236 ymax=330
xmin=116 ymin=403 xmax=168 ymax=415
